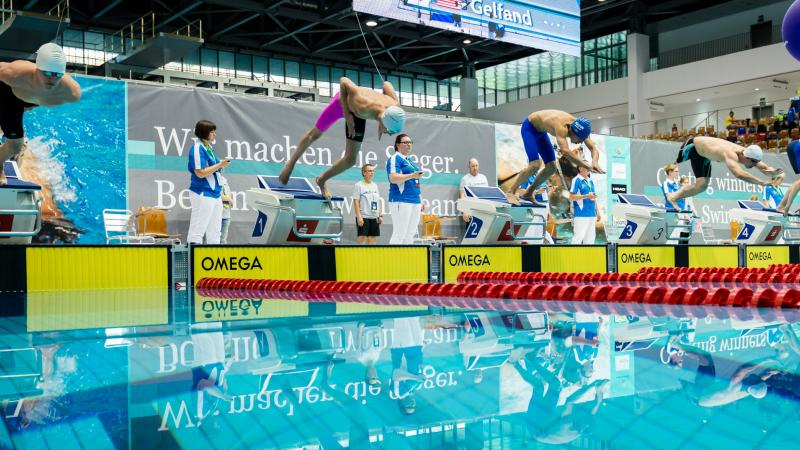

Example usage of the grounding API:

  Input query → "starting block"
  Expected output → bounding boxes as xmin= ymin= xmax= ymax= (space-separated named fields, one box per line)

xmin=0 ymin=161 xmax=42 ymax=244
xmin=613 ymin=194 xmax=695 ymax=244
xmin=456 ymin=186 xmax=546 ymax=245
xmin=729 ymin=201 xmax=786 ymax=245
xmin=246 ymin=176 xmax=344 ymax=244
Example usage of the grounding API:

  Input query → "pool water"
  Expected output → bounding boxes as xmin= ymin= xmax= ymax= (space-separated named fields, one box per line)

xmin=1 ymin=292 xmax=798 ymax=449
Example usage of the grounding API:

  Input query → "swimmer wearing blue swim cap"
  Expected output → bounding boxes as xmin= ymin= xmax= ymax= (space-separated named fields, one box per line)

xmin=510 ymin=109 xmax=604 ymax=202
xmin=0 ymin=43 xmax=81 ymax=184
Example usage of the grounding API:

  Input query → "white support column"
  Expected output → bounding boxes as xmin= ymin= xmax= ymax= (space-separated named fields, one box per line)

xmin=627 ymin=33 xmax=652 ymax=137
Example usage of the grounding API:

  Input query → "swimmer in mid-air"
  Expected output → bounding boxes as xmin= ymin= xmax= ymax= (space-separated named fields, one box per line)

xmin=511 ymin=109 xmax=605 ymax=202
xmin=279 ymin=77 xmax=405 ymax=198
xmin=667 ymin=136 xmax=783 ymax=204
xmin=0 ymin=43 xmax=81 ymax=184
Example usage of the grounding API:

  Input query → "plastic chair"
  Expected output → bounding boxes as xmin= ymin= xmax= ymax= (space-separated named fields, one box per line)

xmin=103 ymin=209 xmax=155 ymax=244
xmin=136 ymin=206 xmax=182 ymax=244
xmin=417 ymin=214 xmax=458 ymax=244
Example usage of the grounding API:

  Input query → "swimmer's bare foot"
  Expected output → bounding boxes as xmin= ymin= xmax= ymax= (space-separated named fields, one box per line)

xmin=278 ymin=163 xmax=294 ymax=185
xmin=316 ymin=176 xmax=331 ymax=199
xmin=505 ymin=192 xmax=520 ymax=205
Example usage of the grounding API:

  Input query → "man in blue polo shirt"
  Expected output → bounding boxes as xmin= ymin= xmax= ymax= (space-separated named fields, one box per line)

xmin=570 ymin=163 xmax=599 ymax=244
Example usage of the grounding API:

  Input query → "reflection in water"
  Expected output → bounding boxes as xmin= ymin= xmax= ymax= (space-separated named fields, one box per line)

xmin=2 ymin=300 xmax=800 ymax=449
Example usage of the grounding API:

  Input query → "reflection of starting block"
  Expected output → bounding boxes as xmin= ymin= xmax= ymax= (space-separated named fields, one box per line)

xmin=729 ymin=201 xmax=785 ymax=245
xmin=457 ymin=186 xmax=546 ymax=245
xmin=613 ymin=194 xmax=695 ymax=244
xmin=0 ymin=161 xmax=42 ymax=244
xmin=246 ymin=176 xmax=343 ymax=244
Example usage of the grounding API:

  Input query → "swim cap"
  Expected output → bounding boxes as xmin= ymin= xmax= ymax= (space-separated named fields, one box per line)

xmin=570 ymin=116 xmax=591 ymax=141
xmin=744 ymin=144 xmax=763 ymax=162
xmin=36 ymin=43 xmax=66 ymax=74
xmin=381 ymin=106 xmax=406 ymax=135
xmin=747 ymin=382 xmax=768 ymax=399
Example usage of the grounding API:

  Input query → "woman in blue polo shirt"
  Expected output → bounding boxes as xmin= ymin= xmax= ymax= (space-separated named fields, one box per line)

xmin=187 ymin=120 xmax=230 ymax=244
xmin=387 ymin=133 xmax=423 ymax=244
xmin=570 ymin=163 xmax=599 ymax=244
xmin=763 ymin=174 xmax=784 ymax=209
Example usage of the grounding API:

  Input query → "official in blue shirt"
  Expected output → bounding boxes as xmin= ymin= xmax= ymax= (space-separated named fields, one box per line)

xmin=387 ymin=133 xmax=423 ymax=244
xmin=763 ymin=174 xmax=784 ymax=209
xmin=570 ymin=164 xmax=599 ymax=244
xmin=187 ymin=120 xmax=230 ymax=244
xmin=661 ymin=163 xmax=686 ymax=211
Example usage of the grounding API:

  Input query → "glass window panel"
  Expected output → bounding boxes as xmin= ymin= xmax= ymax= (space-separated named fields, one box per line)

xmin=285 ymin=60 xmax=300 ymax=85
xmin=345 ymin=69 xmax=359 ymax=82
xmin=201 ymin=48 xmax=218 ymax=75
xmin=236 ymin=53 xmax=252 ymax=79
xmin=253 ymin=56 xmax=267 ymax=80
xmin=182 ymin=49 xmax=200 ymax=73
xmin=301 ymin=63 xmax=315 ymax=87
xmin=332 ymin=67 xmax=345 ymax=84
xmin=269 ymin=58 xmax=284 ymax=83
xmin=400 ymin=77 xmax=413 ymax=106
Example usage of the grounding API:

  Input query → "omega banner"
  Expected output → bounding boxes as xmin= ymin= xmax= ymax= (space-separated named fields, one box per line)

xmin=126 ymin=83 xmax=495 ymax=244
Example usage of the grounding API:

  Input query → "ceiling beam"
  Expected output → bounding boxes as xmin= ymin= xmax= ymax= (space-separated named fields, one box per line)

xmin=92 ymin=0 xmax=125 ymax=20
xmin=157 ymin=1 xmax=203 ymax=31
xmin=210 ymin=13 xmax=260 ymax=39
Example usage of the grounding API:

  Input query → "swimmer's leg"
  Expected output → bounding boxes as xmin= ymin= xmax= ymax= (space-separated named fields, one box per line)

xmin=316 ymin=139 xmax=360 ymax=198
xmin=521 ymin=162 xmax=557 ymax=200
xmin=508 ymin=160 xmax=541 ymax=201
xmin=671 ymin=177 xmax=710 ymax=202
xmin=279 ymin=126 xmax=323 ymax=185
xmin=778 ymin=179 xmax=800 ymax=214
xmin=0 ymin=137 xmax=23 ymax=185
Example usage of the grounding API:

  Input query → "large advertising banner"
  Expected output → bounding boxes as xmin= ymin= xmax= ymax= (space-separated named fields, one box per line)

xmin=629 ymin=139 xmax=799 ymax=241
xmin=353 ymin=0 xmax=581 ymax=56
xmin=126 ymin=84 xmax=495 ymax=244
xmin=2 ymin=76 xmax=127 ymax=244
xmin=495 ymin=122 xmax=614 ymax=243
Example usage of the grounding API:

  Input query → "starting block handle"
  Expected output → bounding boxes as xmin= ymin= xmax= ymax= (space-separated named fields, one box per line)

xmin=509 ymin=213 xmax=547 ymax=242
xmin=293 ymin=214 xmax=344 ymax=239
xmin=0 ymin=200 xmax=42 ymax=237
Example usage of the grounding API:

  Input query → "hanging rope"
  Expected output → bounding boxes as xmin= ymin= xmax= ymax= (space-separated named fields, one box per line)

xmin=354 ymin=11 xmax=385 ymax=84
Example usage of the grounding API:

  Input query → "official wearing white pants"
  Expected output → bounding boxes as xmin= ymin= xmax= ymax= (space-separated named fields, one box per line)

xmin=570 ymin=166 xmax=598 ymax=245
xmin=571 ymin=216 xmax=596 ymax=245
xmin=187 ymin=120 xmax=230 ymax=244
xmin=389 ymin=201 xmax=421 ymax=244
xmin=386 ymin=134 xmax=423 ymax=245
xmin=188 ymin=191 xmax=223 ymax=244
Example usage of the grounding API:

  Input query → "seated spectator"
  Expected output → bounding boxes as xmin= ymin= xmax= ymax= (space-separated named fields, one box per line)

xmin=725 ymin=111 xmax=736 ymax=129
xmin=672 ymin=124 xmax=678 ymax=133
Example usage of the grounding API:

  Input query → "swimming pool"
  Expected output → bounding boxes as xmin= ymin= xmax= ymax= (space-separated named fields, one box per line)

xmin=1 ymin=289 xmax=798 ymax=449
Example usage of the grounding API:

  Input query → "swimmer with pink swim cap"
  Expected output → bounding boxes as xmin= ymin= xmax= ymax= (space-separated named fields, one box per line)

xmin=279 ymin=77 xmax=405 ymax=198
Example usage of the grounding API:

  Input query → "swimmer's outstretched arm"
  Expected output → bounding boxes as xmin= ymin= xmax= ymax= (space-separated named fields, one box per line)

xmin=556 ymin=135 xmax=591 ymax=170
xmin=583 ymin=137 xmax=606 ymax=174
xmin=39 ymin=75 xmax=81 ymax=106
xmin=754 ymin=161 xmax=783 ymax=177
xmin=725 ymin=157 xmax=769 ymax=186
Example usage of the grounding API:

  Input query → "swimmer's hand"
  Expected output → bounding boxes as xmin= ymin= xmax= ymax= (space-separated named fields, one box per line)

xmin=764 ymin=167 xmax=784 ymax=176
xmin=345 ymin=114 xmax=356 ymax=139
xmin=591 ymin=162 xmax=606 ymax=174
